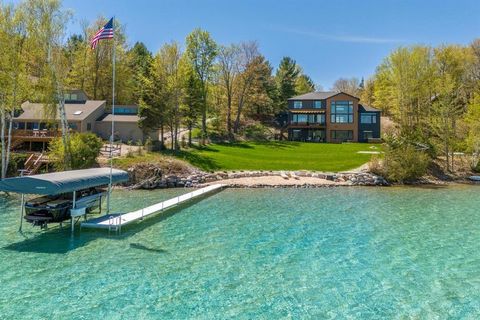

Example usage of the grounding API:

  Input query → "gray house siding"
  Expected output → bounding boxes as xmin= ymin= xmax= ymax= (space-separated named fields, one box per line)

xmin=95 ymin=121 xmax=143 ymax=142
xmin=81 ymin=102 xmax=106 ymax=132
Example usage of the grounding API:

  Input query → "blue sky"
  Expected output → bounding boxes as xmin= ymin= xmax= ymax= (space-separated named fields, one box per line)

xmin=18 ymin=0 xmax=480 ymax=88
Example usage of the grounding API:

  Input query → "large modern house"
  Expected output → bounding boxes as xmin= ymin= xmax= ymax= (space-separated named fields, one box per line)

xmin=11 ymin=90 xmax=158 ymax=151
xmin=287 ymin=91 xmax=381 ymax=143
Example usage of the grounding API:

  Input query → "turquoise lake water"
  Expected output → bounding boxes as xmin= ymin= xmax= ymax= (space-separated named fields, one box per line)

xmin=0 ymin=186 xmax=480 ymax=319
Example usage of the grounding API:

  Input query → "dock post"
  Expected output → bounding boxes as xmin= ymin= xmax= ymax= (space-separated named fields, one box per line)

xmin=71 ymin=191 xmax=76 ymax=234
xmin=118 ymin=215 xmax=122 ymax=234
xmin=19 ymin=194 xmax=25 ymax=232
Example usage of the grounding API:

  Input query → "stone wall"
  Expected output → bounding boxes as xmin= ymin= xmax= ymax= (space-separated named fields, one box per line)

xmin=127 ymin=167 xmax=389 ymax=189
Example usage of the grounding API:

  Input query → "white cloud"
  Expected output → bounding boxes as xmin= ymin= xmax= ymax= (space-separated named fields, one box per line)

xmin=274 ymin=26 xmax=404 ymax=44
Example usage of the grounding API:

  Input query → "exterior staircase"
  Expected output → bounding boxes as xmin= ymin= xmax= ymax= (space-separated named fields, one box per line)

xmin=10 ymin=138 xmax=24 ymax=150
xmin=23 ymin=153 xmax=50 ymax=176
xmin=100 ymin=143 xmax=121 ymax=158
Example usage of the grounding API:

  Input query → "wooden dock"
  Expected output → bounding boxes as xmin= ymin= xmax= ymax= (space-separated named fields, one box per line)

xmin=81 ymin=184 xmax=226 ymax=231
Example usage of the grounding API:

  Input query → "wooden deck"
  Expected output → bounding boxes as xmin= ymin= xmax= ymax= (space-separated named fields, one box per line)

xmin=81 ymin=184 xmax=226 ymax=230
xmin=12 ymin=129 xmax=61 ymax=142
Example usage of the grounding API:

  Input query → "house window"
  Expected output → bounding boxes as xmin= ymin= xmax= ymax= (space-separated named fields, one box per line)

xmin=309 ymin=114 xmax=325 ymax=124
xmin=331 ymin=101 xmax=354 ymax=123
xmin=69 ymin=123 xmax=78 ymax=130
xmin=292 ymin=114 xmax=307 ymax=123
xmin=360 ymin=113 xmax=377 ymax=124
xmin=309 ymin=130 xmax=325 ymax=142
xmin=363 ymin=131 xmax=373 ymax=140
xmin=27 ymin=122 xmax=40 ymax=130
xmin=87 ymin=123 xmax=92 ymax=131
xmin=115 ymin=107 xmax=138 ymax=115
xmin=314 ymin=100 xmax=324 ymax=109
xmin=292 ymin=129 xmax=302 ymax=140
xmin=14 ymin=122 xmax=25 ymax=130
xmin=331 ymin=130 xmax=353 ymax=141
xmin=293 ymin=101 xmax=303 ymax=109
xmin=292 ymin=114 xmax=325 ymax=124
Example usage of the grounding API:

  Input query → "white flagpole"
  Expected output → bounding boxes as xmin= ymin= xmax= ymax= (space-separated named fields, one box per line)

xmin=107 ymin=17 xmax=116 ymax=214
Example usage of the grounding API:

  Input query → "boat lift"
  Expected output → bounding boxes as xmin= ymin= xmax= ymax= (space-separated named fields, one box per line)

xmin=0 ymin=168 xmax=129 ymax=232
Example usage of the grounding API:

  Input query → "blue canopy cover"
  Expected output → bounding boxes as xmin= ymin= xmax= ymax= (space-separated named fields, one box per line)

xmin=0 ymin=168 xmax=129 ymax=195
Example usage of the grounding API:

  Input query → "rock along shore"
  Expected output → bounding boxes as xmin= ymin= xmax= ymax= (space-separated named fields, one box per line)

xmin=126 ymin=164 xmax=390 ymax=190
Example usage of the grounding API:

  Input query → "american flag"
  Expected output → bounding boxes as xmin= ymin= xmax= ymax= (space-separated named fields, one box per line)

xmin=90 ymin=18 xmax=114 ymax=49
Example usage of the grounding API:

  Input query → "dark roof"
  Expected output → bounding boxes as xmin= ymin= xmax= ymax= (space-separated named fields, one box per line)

xmin=288 ymin=91 xmax=360 ymax=101
xmin=0 ymin=168 xmax=128 ymax=195
xmin=359 ymin=104 xmax=381 ymax=112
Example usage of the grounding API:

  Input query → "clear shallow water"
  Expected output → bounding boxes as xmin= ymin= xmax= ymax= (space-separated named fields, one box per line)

xmin=0 ymin=186 xmax=480 ymax=319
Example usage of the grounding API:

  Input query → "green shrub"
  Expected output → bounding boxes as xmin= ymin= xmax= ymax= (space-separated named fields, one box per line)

xmin=191 ymin=128 xmax=201 ymax=139
xmin=381 ymin=145 xmax=431 ymax=183
xmin=136 ymin=140 xmax=144 ymax=156
xmin=244 ymin=123 xmax=272 ymax=141
xmin=474 ymin=161 xmax=480 ymax=173
xmin=144 ymin=137 xmax=153 ymax=152
xmin=181 ymin=135 xmax=187 ymax=148
xmin=49 ymin=132 xmax=103 ymax=170
xmin=126 ymin=149 xmax=134 ymax=158
xmin=152 ymin=140 xmax=165 ymax=151
xmin=7 ymin=153 xmax=28 ymax=176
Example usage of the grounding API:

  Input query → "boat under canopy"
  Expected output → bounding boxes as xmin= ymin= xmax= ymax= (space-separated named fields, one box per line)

xmin=0 ymin=168 xmax=129 ymax=195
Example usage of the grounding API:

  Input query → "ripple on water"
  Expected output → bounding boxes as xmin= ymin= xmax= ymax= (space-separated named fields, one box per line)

xmin=0 ymin=186 xmax=480 ymax=319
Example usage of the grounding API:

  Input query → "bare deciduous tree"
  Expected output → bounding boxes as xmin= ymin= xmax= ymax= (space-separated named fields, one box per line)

xmin=233 ymin=41 xmax=259 ymax=134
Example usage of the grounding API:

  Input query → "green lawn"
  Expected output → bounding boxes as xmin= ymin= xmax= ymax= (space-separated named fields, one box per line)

xmin=176 ymin=142 xmax=381 ymax=172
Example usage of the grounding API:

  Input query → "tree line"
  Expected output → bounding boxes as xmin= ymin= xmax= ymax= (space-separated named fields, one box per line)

xmin=367 ymin=42 xmax=480 ymax=174
xmin=134 ymin=33 xmax=317 ymax=149
xmin=0 ymin=0 xmax=317 ymax=177
xmin=3 ymin=0 xmax=480 ymax=179
xmin=322 ymin=43 xmax=480 ymax=176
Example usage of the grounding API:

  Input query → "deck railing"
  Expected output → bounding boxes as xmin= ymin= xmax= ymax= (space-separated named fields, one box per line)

xmin=12 ymin=129 xmax=62 ymax=139
xmin=289 ymin=122 xmax=326 ymax=126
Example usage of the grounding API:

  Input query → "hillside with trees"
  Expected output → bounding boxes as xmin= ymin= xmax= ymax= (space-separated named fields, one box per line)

xmin=1 ymin=0 xmax=480 ymax=181
xmin=362 ymin=43 xmax=480 ymax=180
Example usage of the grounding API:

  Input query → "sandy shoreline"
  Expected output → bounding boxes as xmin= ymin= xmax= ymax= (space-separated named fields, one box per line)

xmin=202 ymin=175 xmax=348 ymax=187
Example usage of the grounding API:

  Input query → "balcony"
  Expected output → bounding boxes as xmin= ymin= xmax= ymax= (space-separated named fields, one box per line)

xmin=12 ymin=129 xmax=63 ymax=142
xmin=288 ymin=122 xmax=325 ymax=128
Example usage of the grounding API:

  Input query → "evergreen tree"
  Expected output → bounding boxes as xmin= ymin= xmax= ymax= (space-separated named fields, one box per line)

xmin=128 ymin=42 xmax=153 ymax=104
xmin=295 ymin=74 xmax=315 ymax=95
xmin=275 ymin=57 xmax=300 ymax=112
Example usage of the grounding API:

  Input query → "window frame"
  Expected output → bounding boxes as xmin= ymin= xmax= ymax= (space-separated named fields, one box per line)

xmin=313 ymin=100 xmax=324 ymax=109
xmin=330 ymin=100 xmax=354 ymax=124
xmin=360 ymin=113 xmax=377 ymax=124
xmin=362 ymin=131 xmax=373 ymax=140
xmin=331 ymin=130 xmax=353 ymax=141
xmin=293 ymin=101 xmax=303 ymax=109
xmin=291 ymin=113 xmax=325 ymax=124
xmin=292 ymin=129 xmax=302 ymax=140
